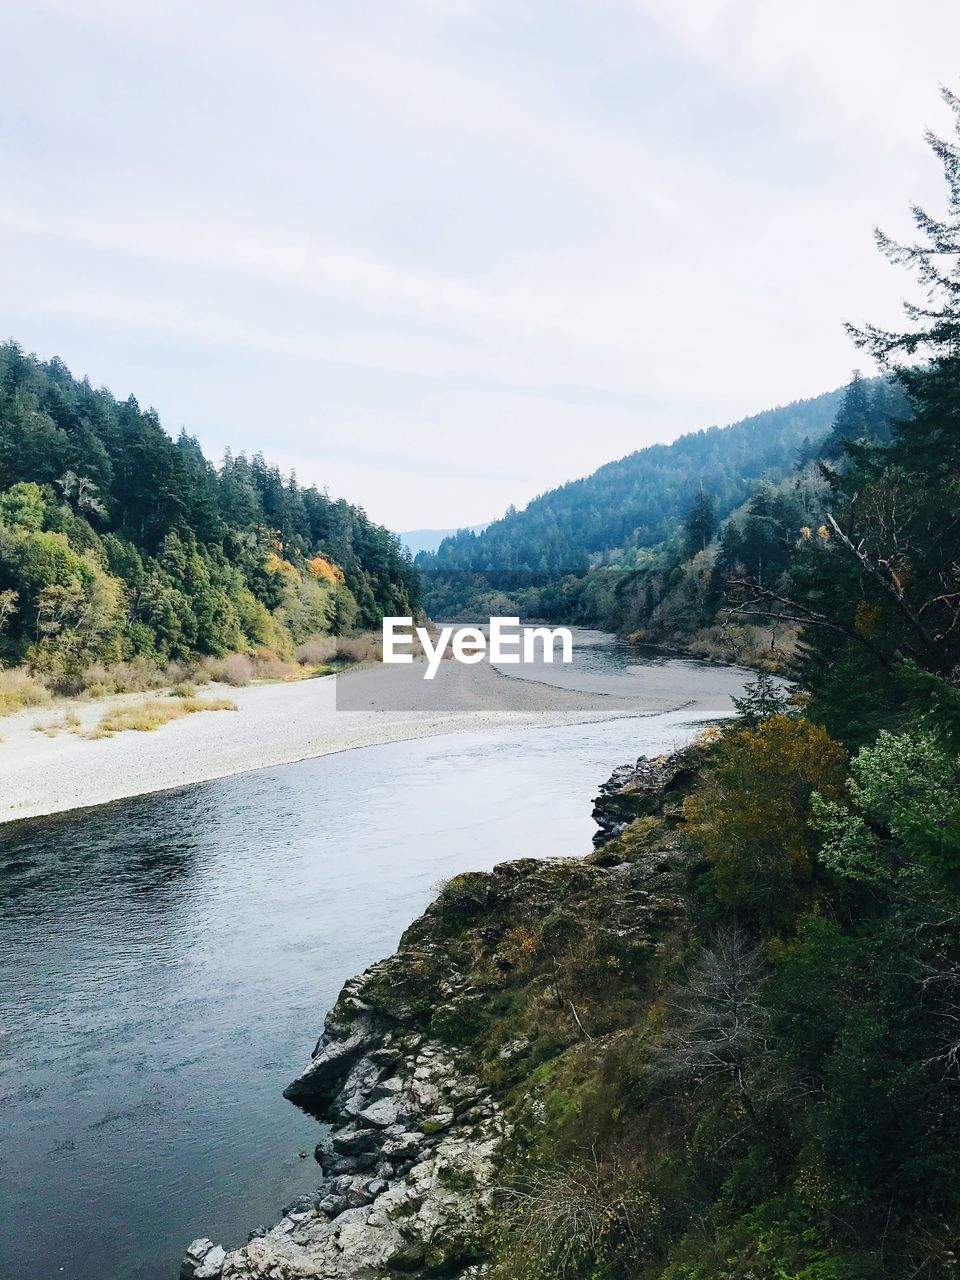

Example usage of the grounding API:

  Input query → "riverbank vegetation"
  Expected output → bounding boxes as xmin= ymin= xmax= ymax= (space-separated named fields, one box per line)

xmin=374 ymin=88 xmax=960 ymax=1280
xmin=0 ymin=345 xmax=419 ymax=703
xmin=418 ymin=368 xmax=908 ymax=668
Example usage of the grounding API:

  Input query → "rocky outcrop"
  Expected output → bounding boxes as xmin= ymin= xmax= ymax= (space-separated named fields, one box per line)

xmin=182 ymin=745 xmax=704 ymax=1279
xmin=182 ymin=948 xmax=504 ymax=1279
xmin=591 ymin=747 xmax=700 ymax=845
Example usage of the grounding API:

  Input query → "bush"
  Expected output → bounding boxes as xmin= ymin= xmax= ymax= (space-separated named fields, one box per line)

xmin=57 ymin=657 xmax=166 ymax=698
xmin=336 ymin=633 xmax=382 ymax=663
xmin=249 ymin=648 xmax=300 ymax=681
xmin=0 ymin=666 xmax=52 ymax=715
xmin=683 ymin=716 xmax=847 ymax=929
xmin=293 ymin=635 xmax=337 ymax=665
xmin=213 ymin=653 xmax=254 ymax=686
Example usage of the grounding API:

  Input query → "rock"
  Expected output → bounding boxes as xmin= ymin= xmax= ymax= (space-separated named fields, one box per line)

xmin=592 ymin=747 xmax=699 ymax=845
xmin=280 ymin=1195 xmax=316 ymax=1218
xmin=318 ymin=1193 xmax=348 ymax=1218
xmin=380 ymin=1130 xmax=423 ymax=1162
xmin=180 ymin=1239 xmax=225 ymax=1279
xmin=282 ymin=978 xmax=386 ymax=1106
xmin=357 ymin=1096 xmax=399 ymax=1128
xmin=331 ymin=1125 xmax=380 ymax=1154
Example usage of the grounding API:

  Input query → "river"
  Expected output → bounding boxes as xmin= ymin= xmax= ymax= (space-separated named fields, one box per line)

xmin=0 ymin=637 xmax=752 ymax=1279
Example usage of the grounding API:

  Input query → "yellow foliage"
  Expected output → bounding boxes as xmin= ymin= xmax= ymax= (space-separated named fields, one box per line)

xmin=305 ymin=553 xmax=345 ymax=584
xmin=693 ymin=724 xmax=723 ymax=747
xmin=0 ymin=667 xmax=51 ymax=716
xmin=683 ymin=715 xmax=847 ymax=928
xmin=33 ymin=709 xmax=81 ymax=737
xmin=264 ymin=551 xmax=302 ymax=581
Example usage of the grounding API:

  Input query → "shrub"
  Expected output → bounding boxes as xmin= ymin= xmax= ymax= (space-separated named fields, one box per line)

xmin=249 ymin=648 xmax=300 ymax=681
xmin=58 ymin=657 xmax=166 ymax=698
xmin=683 ymin=716 xmax=847 ymax=929
xmin=33 ymin=709 xmax=81 ymax=737
xmin=0 ymin=666 xmax=52 ymax=715
xmin=293 ymin=636 xmax=337 ymax=665
xmin=336 ymin=633 xmax=382 ymax=663
xmin=213 ymin=653 xmax=253 ymax=686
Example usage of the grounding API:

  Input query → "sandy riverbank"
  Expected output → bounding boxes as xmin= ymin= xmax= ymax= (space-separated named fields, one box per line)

xmin=0 ymin=657 xmax=711 ymax=825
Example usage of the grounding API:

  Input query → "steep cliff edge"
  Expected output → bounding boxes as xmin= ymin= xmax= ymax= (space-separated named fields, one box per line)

xmin=182 ymin=743 xmax=705 ymax=1280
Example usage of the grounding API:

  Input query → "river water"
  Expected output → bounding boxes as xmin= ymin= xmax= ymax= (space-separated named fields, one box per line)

xmin=0 ymin=636 xmax=751 ymax=1279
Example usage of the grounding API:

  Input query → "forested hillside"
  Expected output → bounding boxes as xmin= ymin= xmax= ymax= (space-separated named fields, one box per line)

xmin=481 ymin=93 xmax=960 ymax=1278
xmin=503 ymin=370 xmax=912 ymax=666
xmin=375 ymin=89 xmax=960 ymax=1280
xmin=420 ymin=389 xmax=847 ymax=580
xmin=0 ymin=344 xmax=418 ymax=682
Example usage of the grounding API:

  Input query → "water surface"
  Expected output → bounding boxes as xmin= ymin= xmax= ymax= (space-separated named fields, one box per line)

xmin=0 ymin=644 xmax=750 ymax=1280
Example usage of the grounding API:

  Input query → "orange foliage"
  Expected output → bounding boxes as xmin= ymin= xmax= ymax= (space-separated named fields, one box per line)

xmin=305 ymin=553 xmax=345 ymax=584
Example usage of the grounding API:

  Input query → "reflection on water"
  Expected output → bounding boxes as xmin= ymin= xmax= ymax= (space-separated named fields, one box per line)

xmin=0 ymin=652 xmax=751 ymax=1280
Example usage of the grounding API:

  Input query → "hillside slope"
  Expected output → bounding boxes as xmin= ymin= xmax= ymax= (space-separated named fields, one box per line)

xmin=0 ymin=343 xmax=419 ymax=682
xmin=419 ymin=388 xmax=849 ymax=578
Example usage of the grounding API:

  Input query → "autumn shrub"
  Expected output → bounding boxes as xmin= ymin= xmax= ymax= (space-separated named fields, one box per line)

xmin=212 ymin=653 xmax=254 ymax=686
xmin=249 ymin=648 xmax=300 ymax=680
xmin=33 ymin=709 xmax=82 ymax=737
xmin=336 ymin=633 xmax=382 ymax=663
xmin=0 ymin=666 xmax=52 ymax=715
xmin=58 ymin=657 xmax=168 ymax=697
xmin=293 ymin=636 xmax=337 ymax=665
xmin=683 ymin=715 xmax=847 ymax=929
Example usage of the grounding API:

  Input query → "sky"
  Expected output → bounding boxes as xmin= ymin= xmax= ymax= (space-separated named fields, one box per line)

xmin=2 ymin=1 xmax=960 ymax=532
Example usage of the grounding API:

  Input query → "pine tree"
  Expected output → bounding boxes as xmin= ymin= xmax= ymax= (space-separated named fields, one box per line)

xmin=731 ymin=671 xmax=793 ymax=725
xmin=683 ymin=488 xmax=716 ymax=558
xmin=848 ymin=85 xmax=960 ymax=476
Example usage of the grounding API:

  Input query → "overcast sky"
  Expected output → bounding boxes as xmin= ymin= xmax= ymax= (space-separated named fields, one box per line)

xmin=2 ymin=1 xmax=959 ymax=531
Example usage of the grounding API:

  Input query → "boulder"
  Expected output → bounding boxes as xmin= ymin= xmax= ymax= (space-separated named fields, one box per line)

xmin=180 ymin=1239 xmax=225 ymax=1279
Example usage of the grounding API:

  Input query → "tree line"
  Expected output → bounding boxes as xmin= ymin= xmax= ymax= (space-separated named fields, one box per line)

xmin=487 ymin=87 xmax=960 ymax=1280
xmin=0 ymin=344 xmax=419 ymax=678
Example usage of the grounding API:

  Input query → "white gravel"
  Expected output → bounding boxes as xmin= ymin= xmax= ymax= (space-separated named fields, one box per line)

xmin=0 ymin=659 xmax=696 ymax=825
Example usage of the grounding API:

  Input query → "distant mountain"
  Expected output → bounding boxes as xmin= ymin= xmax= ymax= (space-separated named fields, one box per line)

xmin=418 ymin=387 xmax=851 ymax=577
xmin=399 ymin=524 xmax=488 ymax=558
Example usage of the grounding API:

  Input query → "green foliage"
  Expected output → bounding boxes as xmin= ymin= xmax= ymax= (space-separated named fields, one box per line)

xmin=0 ymin=344 xmax=420 ymax=676
xmin=683 ymin=716 xmax=848 ymax=929
xmin=419 ymin=389 xmax=847 ymax=612
xmin=732 ymin=671 xmax=793 ymax=725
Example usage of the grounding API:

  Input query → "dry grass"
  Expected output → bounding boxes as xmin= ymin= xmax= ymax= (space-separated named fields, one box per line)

xmin=0 ymin=667 xmax=52 ymax=717
xmin=89 ymin=695 xmax=236 ymax=739
xmin=33 ymin=709 xmax=82 ymax=737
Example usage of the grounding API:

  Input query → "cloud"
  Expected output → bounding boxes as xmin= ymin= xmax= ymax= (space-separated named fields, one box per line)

xmin=2 ymin=1 xmax=958 ymax=527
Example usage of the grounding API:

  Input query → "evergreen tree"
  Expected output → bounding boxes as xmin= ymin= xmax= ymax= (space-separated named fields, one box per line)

xmin=683 ymin=487 xmax=716 ymax=558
